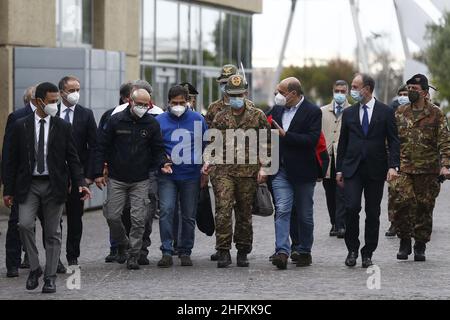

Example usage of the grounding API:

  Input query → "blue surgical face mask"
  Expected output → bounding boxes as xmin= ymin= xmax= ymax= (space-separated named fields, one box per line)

xmin=350 ymin=89 xmax=363 ymax=103
xmin=229 ymin=97 xmax=245 ymax=109
xmin=398 ymin=96 xmax=410 ymax=105
xmin=334 ymin=93 xmax=346 ymax=105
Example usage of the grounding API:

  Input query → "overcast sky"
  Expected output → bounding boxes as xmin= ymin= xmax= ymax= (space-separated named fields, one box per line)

xmin=252 ymin=0 xmax=442 ymax=68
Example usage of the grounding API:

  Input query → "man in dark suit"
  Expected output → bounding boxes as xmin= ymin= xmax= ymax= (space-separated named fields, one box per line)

xmin=57 ymin=76 xmax=97 ymax=266
xmin=336 ymin=73 xmax=400 ymax=268
xmin=3 ymin=82 xmax=92 ymax=293
xmin=2 ymin=87 xmax=37 ymax=278
xmin=270 ymin=77 xmax=322 ymax=270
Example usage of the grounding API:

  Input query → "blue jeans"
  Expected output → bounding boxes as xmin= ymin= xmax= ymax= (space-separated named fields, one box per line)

xmin=158 ymin=176 xmax=200 ymax=256
xmin=271 ymin=167 xmax=316 ymax=255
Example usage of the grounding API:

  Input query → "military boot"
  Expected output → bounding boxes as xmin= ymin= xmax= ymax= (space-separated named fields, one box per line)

xmin=217 ymin=250 xmax=232 ymax=268
xmin=414 ymin=241 xmax=426 ymax=262
xmin=236 ymin=252 xmax=249 ymax=267
xmin=397 ymin=238 xmax=412 ymax=260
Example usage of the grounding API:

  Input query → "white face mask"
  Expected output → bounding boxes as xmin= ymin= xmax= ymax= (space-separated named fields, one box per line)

xmin=66 ymin=91 xmax=80 ymax=106
xmin=274 ymin=93 xmax=287 ymax=106
xmin=132 ymin=105 xmax=148 ymax=118
xmin=170 ymin=105 xmax=187 ymax=117
xmin=44 ymin=103 xmax=58 ymax=117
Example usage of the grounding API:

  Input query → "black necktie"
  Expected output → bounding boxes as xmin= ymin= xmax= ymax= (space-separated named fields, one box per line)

xmin=37 ymin=119 xmax=46 ymax=174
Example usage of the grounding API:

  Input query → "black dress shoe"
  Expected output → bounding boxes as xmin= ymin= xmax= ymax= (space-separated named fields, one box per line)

xmin=296 ymin=253 xmax=312 ymax=267
xmin=362 ymin=257 xmax=373 ymax=268
xmin=272 ymin=253 xmax=288 ymax=270
xmin=210 ymin=251 xmax=219 ymax=261
xmin=57 ymin=259 xmax=67 ymax=274
xmin=105 ymin=248 xmax=118 ymax=263
xmin=7 ymin=268 xmax=19 ymax=278
xmin=290 ymin=251 xmax=300 ymax=262
xmin=336 ymin=229 xmax=346 ymax=239
xmin=345 ymin=252 xmax=358 ymax=267
xmin=329 ymin=225 xmax=338 ymax=237
xmin=42 ymin=277 xmax=56 ymax=294
xmin=20 ymin=253 xmax=30 ymax=269
xmin=26 ymin=267 xmax=43 ymax=290
xmin=67 ymin=258 xmax=78 ymax=266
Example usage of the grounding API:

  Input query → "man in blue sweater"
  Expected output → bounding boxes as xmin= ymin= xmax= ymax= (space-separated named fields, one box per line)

xmin=156 ymin=85 xmax=208 ymax=267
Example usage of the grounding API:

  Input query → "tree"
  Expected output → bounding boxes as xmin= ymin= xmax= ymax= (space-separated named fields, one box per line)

xmin=426 ymin=12 xmax=450 ymax=105
xmin=280 ymin=59 xmax=357 ymax=105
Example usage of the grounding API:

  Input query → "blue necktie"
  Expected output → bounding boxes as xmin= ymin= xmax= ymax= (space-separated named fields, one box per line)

xmin=64 ymin=108 xmax=71 ymax=123
xmin=335 ymin=105 xmax=343 ymax=118
xmin=362 ymin=105 xmax=369 ymax=136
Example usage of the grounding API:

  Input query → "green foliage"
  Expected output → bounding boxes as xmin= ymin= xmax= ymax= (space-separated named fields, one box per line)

xmin=426 ymin=12 xmax=450 ymax=104
xmin=280 ymin=59 xmax=357 ymax=105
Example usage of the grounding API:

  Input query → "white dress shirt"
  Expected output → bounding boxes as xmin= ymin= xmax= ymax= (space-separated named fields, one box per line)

xmin=33 ymin=113 xmax=51 ymax=176
xmin=282 ymin=97 xmax=304 ymax=131
xmin=60 ymin=102 xmax=76 ymax=124
xmin=29 ymin=101 xmax=37 ymax=112
xmin=359 ymin=97 xmax=376 ymax=125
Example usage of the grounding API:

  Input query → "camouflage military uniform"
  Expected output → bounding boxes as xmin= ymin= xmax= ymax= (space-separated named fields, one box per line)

xmin=207 ymin=76 xmax=271 ymax=254
xmin=391 ymin=101 xmax=450 ymax=243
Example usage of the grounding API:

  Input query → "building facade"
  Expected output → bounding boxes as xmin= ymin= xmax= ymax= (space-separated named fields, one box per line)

xmin=0 ymin=0 xmax=261 ymax=208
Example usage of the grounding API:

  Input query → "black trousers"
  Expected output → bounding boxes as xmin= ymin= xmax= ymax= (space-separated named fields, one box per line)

xmin=322 ymin=153 xmax=346 ymax=230
xmin=5 ymin=202 xmax=45 ymax=270
xmin=344 ymin=161 xmax=385 ymax=257
xmin=65 ymin=187 xmax=84 ymax=260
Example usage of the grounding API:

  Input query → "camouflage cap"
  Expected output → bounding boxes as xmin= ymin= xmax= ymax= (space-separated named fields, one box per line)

xmin=217 ymin=64 xmax=238 ymax=83
xmin=225 ymin=74 xmax=248 ymax=95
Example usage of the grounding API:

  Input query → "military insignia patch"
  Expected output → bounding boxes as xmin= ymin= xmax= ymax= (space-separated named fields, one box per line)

xmin=231 ymin=76 xmax=241 ymax=86
xmin=223 ymin=66 xmax=233 ymax=75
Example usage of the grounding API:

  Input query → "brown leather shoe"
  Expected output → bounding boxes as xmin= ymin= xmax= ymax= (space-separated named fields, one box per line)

xmin=296 ymin=253 xmax=312 ymax=267
xmin=272 ymin=253 xmax=288 ymax=270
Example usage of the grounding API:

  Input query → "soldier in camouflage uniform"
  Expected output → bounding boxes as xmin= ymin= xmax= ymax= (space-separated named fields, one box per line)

xmin=392 ymin=74 xmax=450 ymax=262
xmin=205 ymin=64 xmax=256 ymax=262
xmin=202 ymin=75 xmax=271 ymax=268
xmin=386 ymin=84 xmax=410 ymax=238
xmin=205 ymin=64 xmax=239 ymax=127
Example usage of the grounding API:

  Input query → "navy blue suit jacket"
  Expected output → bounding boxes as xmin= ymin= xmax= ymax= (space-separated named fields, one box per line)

xmin=270 ymin=98 xmax=322 ymax=183
xmin=336 ymin=99 xmax=400 ymax=180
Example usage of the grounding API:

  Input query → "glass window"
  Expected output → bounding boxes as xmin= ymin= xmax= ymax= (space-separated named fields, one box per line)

xmin=142 ymin=0 xmax=155 ymax=61
xmin=201 ymin=8 xmax=221 ymax=66
xmin=56 ymin=0 xmax=92 ymax=46
xmin=240 ymin=15 xmax=252 ymax=68
xmin=156 ymin=0 xmax=179 ymax=63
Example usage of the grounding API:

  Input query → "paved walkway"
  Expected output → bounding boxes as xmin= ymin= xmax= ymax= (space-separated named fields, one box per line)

xmin=1 ymin=182 xmax=450 ymax=300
